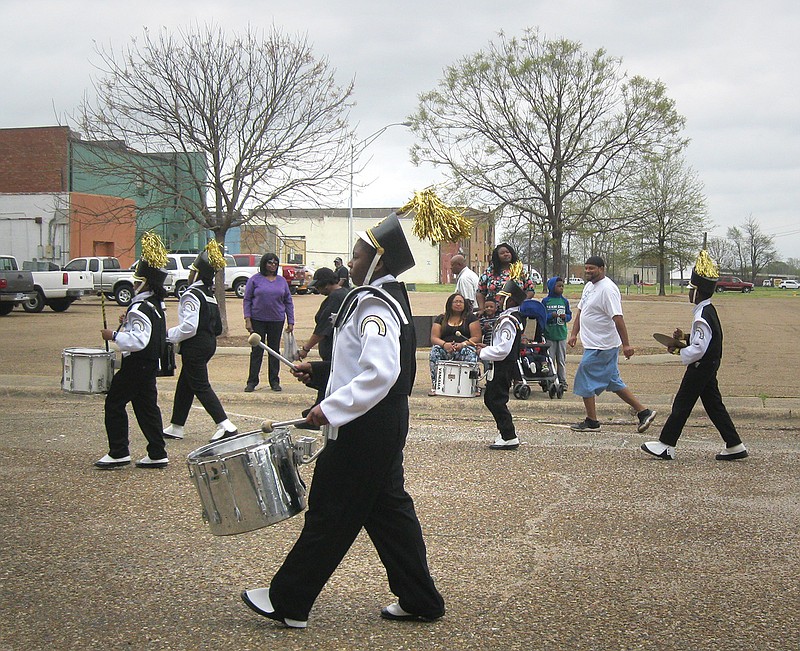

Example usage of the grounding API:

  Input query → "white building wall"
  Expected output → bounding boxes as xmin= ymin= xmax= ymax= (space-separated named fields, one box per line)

xmin=0 ymin=193 xmax=71 ymax=265
xmin=266 ymin=211 xmax=440 ymax=285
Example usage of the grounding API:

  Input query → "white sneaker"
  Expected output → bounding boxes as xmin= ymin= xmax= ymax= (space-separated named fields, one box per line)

xmin=94 ymin=454 xmax=131 ymax=468
xmin=640 ymin=441 xmax=676 ymax=460
xmin=489 ymin=435 xmax=520 ymax=450
xmin=135 ymin=455 xmax=169 ymax=468
xmin=716 ymin=443 xmax=748 ymax=460
xmin=163 ymin=424 xmax=185 ymax=440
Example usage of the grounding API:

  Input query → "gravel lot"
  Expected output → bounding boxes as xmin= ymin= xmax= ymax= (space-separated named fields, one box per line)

xmin=1 ymin=290 xmax=798 ymax=650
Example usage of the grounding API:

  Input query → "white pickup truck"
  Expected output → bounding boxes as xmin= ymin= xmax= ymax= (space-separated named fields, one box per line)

xmin=63 ymin=256 xmax=139 ymax=306
xmin=19 ymin=259 xmax=95 ymax=313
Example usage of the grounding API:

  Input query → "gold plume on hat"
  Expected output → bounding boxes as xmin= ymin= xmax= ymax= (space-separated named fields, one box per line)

xmin=205 ymin=240 xmax=227 ymax=270
xmin=400 ymin=187 xmax=473 ymax=244
xmin=694 ymin=249 xmax=719 ymax=279
xmin=140 ymin=231 xmax=168 ymax=269
xmin=508 ymin=260 xmax=524 ymax=281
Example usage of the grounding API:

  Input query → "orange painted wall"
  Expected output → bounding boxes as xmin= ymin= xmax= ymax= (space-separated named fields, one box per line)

xmin=69 ymin=192 xmax=138 ymax=268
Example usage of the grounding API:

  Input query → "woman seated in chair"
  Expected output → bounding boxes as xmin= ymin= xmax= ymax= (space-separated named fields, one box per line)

xmin=428 ymin=292 xmax=481 ymax=396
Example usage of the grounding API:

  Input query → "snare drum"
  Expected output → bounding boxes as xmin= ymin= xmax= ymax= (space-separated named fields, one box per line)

xmin=61 ymin=347 xmax=116 ymax=394
xmin=434 ymin=360 xmax=479 ymax=397
xmin=187 ymin=429 xmax=307 ymax=536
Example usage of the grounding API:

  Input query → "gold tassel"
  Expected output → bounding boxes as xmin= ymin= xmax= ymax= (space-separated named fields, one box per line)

xmin=400 ymin=188 xmax=473 ymax=244
xmin=694 ymin=249 xmax=719 ymax=279
xmin=205 ymin=240 xmax=227 ymax=270
xmin=140 ymin=232 xmax=168 ymax=269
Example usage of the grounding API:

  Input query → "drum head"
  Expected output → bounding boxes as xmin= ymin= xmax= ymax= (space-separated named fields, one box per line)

xmin=64 ymin=347 xmax=109 ymax=355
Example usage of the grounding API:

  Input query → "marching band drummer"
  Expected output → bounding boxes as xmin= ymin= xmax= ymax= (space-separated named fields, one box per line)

xmin=95 ymin=232 xmax=169 ymax=470
xmin=476 ymin=278 xmax=527 ymax=450
xmin=162 ymin=241 xmax=238 ymax=444
xmin=240 ymin=213 xmax=445 ymax=629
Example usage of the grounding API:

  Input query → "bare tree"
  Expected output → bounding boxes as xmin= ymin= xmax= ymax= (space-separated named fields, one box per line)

xmin=707 ymin=236 xmax=736 ymax=273
xmin=727 ymin=216 xmax=777 ymax=282
xmin=408 ymin=28 xmax=686 ymax=272
xmin=627 ymin=151 xmax=707 ymax=295
xmin=74 ymin=23 xmax=353 ymax=332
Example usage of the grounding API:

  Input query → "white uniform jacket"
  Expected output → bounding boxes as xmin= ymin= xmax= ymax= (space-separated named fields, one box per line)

xmin=478 ymin=308 xmax=521 ymax=363
xmin=114 ymin=291 xmax=156 ymax=357
xmin=680 ymin=298 xmax=713 ymax=365
xmin=167 ymin=280 xmax=216 ymax=344
xmin=319 ymin=275 xmax=407 ymax=439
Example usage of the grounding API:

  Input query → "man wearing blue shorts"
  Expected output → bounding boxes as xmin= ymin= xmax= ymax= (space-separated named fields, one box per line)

xmin=566 ymin=256 xmax=656 ymax=433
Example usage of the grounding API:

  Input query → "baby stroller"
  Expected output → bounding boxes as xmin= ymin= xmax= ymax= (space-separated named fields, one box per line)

xmin=512 ymin=299 xmax=564 ymax=400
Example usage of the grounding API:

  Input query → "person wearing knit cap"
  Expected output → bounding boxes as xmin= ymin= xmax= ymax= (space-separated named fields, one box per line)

xmin=163 ymin=241 xmax=239 ymax=444
xmin=95 ymin=232 xmax=170 ymax=469
xmin=567 ymin=255 xmax=656 ymax=434
xmin=641 ymin=250 xmax=748 ymax=461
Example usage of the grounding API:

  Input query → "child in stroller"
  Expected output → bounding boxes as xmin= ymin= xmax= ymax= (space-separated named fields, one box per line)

xmin=512 ymin=299 xmax=564 ymax=400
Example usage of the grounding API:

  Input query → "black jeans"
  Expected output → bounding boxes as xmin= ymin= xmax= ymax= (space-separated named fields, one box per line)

xmin=104 ymin=356 xmax=166 ymax=460
xmin=247 ymin=319 xmax=284 ymax=387
xmin=659 ymin=359 xmax=742 ymax=447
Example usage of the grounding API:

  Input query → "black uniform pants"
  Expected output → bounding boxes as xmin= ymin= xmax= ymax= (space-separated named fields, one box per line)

xmin=484 ymin=363 xmax=515 ymax=440
xmin=659 ymin=358 xmax=742 ymax=447
xmin=104 ymin=356 xmax=166 ymax=460
xmin=269 ymin=395 xmax=445 ymax=622
xmin=247 ymin=319 xmax=284 ymax=387
xmin=170 ymin=350 xmax=227 ymax=426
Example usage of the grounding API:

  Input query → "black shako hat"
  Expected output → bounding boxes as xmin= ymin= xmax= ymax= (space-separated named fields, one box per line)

xmin=133 ymin=259 xmax=168 ymax=286
xmin=357 ymin=212 xmax=415 ymax=278
xmin=309 ymin=267 xmax=338 ymax=288
xmin=690 ymin=249 xmax=719 ymax=296
xmin=191 ymin=241 xmax=227 ymax=283
xmin=497 ymin=278 xmax=527 ymax=306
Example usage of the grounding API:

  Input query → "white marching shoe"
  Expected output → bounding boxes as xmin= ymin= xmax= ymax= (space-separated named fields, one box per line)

xmin=241 ymin=588 xmax=307 ymax=628
xmin=135 ymin=455 xmax=169 ymax=468
xmin=488 ymin=435 xmax=520 ymax=450
xmin=210 ymin=426 xmax=239 ymax=443
xmin=640 ymin=441 xmax=676 ymax=460
xmin=163 ymin=424 xmax=185 ymax=440
xmin=716 ymin=443 xmax=749 ymax=460
xmin=94 ymin=454 xmax=131 ymax=469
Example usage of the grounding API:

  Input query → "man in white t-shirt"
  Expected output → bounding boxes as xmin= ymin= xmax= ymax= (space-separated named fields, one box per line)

xmin=450 ymin=254 xmax=479 ymax=312
xmin=567 ymin=256 xmax=656 ymax=433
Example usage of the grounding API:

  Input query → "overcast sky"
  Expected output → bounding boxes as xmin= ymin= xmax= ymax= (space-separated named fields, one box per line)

xmin=2 ymin=0 xmax=799 ymax=258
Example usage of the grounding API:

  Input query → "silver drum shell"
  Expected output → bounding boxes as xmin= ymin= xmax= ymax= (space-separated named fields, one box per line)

xmin=186 ymin=429 xmax=307 ymax=536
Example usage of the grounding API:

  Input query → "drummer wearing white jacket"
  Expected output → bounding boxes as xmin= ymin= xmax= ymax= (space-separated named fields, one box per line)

xmin=241 ymin=213 xmax=445 ymax=629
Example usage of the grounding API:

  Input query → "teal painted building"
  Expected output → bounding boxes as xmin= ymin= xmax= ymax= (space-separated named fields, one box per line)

xmin=69 ymin=137 xmax=208 ymax=257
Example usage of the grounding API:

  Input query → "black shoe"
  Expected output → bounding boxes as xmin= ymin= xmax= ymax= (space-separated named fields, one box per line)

xmin=716 ymin=443 xmax=749 ymax=460
xmin=270 ymin=383 xmax=282 ymax=392
xmin=637 ymin=409 xmax=657 ymax=433
xmin=570 ymin=418 xmax=600 ymax=431
xmin=244 ymin=383 xmax=257 ymax=393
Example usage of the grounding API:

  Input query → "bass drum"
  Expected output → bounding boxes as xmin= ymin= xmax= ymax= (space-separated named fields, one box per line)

xmin=187 ymin=429 xmax=307 ymax=536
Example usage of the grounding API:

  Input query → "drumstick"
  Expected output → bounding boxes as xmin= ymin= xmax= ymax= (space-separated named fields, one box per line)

xmin=454 ymin=331 xmax=475 ymax=347
xmin=261 ymin=418 xmax=312 ymax=433
xmin=99 ymin=291 xmax=109 ymax=352
xmin=247 ymin=333 xmax=299 ymax=371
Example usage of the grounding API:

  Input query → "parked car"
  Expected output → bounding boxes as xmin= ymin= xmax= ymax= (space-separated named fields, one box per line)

xmin=66 ymin=256 xmax=174 ymax=306
xmin=567 ymin=276 xmax=584 ymax=285
xmin=20 ymin=258 xmax=94 ymax=313
xmin=0 ymin=255 xmax=35 ymax=316
xmin=779 ymin=279 xmax=800 ymax=289
xmin=714 ymin=276 xmax=754 ymax=293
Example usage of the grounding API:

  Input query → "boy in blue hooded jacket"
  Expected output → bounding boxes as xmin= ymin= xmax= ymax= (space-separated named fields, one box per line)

xmin=541 ymin=277 xmax=572 ymax=390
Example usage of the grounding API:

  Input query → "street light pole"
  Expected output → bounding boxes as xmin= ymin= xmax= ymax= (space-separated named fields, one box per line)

xmin=347 ymin=121 xmax=412 ymax=251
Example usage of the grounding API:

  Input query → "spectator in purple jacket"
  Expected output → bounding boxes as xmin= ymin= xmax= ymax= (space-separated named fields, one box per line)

xmin=243 ymin=253 xmax=295 ymax=392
